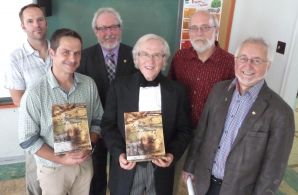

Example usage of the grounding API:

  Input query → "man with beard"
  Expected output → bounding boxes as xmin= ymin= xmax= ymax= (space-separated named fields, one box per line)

xmin=169 ymin=10 xmax=235 ymax=129
xmin=77 ymin=7 xmax=136 ymax=195
xmin=4 ymin=3 xmax=52 ymax=194
xmin=168 ymin=10 xmax=235 ymax=194
xmin=183 ymin=37 xmax=294 ymax=195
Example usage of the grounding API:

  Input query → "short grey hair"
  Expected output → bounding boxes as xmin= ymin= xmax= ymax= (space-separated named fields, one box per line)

xmin=235 ymin=37 xmax=273 ymax=62
xmin=190 ymin=10 xmax=219 ymax=28
xmin=91 ymin=7 xmax=123 ymax=30
xmin=132 ymin=34 xmax=170 ymax=69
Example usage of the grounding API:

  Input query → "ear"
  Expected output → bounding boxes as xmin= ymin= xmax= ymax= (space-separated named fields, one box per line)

xmin=21 ymin=23 xmax=25 ymax=31
xmin=93 ymin=28 xmax=98 ymax=36
xmin=49 ymin=48 xmax=55 ymax=57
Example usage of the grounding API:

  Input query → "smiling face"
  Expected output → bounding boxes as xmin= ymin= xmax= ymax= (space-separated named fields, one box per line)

xmin=21 ymin=7 xmax=47 ymax=41
xmin=94 ymin=12 xmax=122 ymax=50
xmin=235 ymin=42 xmax=270 ymax=93
xmin=135 ymin=39 xmax=166 ymax=81
xmin=50 ymin=36 xmax=82 ymax=76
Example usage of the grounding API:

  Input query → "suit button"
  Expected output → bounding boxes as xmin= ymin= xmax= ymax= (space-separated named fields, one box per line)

xmin=207 ymin=169 xmax=211 ymax=173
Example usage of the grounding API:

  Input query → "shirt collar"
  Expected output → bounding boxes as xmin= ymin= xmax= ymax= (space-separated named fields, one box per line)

xmin=47 ymin=68 xmax=81 ymax=90
xmin=189 ymin=45 xmax=223 ymax=63
xmin=23 ymin=40 xmax=50 ymax=56
xmin=102 ymin=44 xmax=120 ymax=58
xmin=229 ymin=78 xmax=264 ymax=100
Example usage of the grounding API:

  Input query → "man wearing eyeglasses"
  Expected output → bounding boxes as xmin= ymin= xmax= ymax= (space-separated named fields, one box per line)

xmin=76 ymin=7 xmax=137 ymax=195
xmin=101 ymin=34 xmax=192 ymax=195
xmin=168 ymin=10 xmax=235 ymax=195
xmin=183 ymin=37 xmax=294 ymax=195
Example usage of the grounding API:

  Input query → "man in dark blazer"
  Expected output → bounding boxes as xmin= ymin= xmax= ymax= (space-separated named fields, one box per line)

xmin=76 ymin=7 xmax=136 ymax=195
xmin=101 ymin=34 xmax=192 ymax=195
xmin=183 ymin=37 xmax=295 ymax=195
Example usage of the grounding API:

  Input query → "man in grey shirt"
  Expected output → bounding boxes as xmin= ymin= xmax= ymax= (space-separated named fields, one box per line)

xmin=4 ymin=4 xmax=51 ymax=194
xmin=18 ymin=28 xmax=103 ymax=195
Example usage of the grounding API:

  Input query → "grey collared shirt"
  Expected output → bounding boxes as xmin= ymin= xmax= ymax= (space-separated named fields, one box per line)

xmin=4 ymin=40 xmax=52 ymax=90
xmin=18 ymin=69 xmax=103 ymax=168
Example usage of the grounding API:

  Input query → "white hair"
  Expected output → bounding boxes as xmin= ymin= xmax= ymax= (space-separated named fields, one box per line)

xmin=91 ymin=7 xmax=123 ymax=30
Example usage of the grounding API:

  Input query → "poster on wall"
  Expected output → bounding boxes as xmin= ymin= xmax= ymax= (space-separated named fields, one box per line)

xmin=180 ymin=0 xmax=224 ymax=49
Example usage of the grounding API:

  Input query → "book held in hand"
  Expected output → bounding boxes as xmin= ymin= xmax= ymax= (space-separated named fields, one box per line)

xmin=124 ymin=111 xmax=165 ymax=162
xmin=52 ymin=103 xmax=92 ymax=155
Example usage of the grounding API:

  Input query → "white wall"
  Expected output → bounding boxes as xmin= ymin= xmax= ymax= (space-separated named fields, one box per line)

xmin=229 ymin=0 xmax=298 ymax=108
xmin=0 ymin=108 xmax=24 ymax=164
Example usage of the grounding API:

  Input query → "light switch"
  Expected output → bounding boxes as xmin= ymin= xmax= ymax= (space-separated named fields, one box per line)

xmin=276 ymin=41 xmax=286 ymax=54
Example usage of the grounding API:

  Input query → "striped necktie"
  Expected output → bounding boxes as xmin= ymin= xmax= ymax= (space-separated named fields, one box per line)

xmin=106 ymin=52 xmax=116 ymax=82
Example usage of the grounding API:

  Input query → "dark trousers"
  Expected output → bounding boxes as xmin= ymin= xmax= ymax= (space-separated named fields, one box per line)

xmin=206 ymin=176 xmax=222 ymax=195
xmin=89 ymin=139 xmax=107 ymax=195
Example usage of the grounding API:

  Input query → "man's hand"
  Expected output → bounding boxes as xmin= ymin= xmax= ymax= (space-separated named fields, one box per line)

xmin=152 ymin=153 xmax=173 ymax=167
xmin=182 ymin=171 xmax=194 ymax=183
xmin=90 ymin=132 xmax=100 ymax=143
xmin=119 ymin=153 xmax=136 ymax=170
xmin=59 ymin=150 xmax=91 ymax=166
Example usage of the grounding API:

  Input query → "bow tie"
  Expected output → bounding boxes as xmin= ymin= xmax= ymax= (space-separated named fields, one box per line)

xmin=140 ymin=80 xmax=159 ymax=87
xmin=139 ymin=72 xmax=160 ymax=87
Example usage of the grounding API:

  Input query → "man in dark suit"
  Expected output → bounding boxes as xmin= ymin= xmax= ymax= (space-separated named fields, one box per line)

xmin=101 ymin=34 xmax=192 ymax=195
xmin=183 ymin=37 xmax=295 ymax=195
xmin=76 ymin=7 xmax=136 ymax=195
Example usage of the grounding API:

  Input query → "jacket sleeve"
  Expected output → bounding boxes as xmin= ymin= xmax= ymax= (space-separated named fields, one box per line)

xmin=166 ymin=85 xmax=193 ymax=162
xmin=253 ymin=104 xmax=295 ymax=194
xmin=100 ymin=82 xmax=126 ymax=160
xmin=183 ymin=85 xmax=216 ymax=173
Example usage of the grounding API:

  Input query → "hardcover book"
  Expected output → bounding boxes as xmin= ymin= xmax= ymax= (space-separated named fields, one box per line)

xmin=52 ymin=103 xmax=92 ymax=155
xmin=124 ymin=111 xmax=165 ymax=162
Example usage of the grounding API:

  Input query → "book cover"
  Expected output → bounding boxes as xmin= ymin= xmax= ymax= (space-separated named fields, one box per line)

xmin=52 ymin=103 xmax=92 ymax=155
xmin=124 ymin=111 xmax=165 ymax=162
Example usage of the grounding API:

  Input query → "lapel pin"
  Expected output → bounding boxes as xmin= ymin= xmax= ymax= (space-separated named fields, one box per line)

xmin=252 ymin=111 xmax=256 ymax=115
xmin=225 ymin=97 xmax=227 ymax=101
xmin=124 ymin=59 xmax=127 ymax=63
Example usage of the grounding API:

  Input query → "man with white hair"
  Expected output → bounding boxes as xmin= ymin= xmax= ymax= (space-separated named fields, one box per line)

xmin=183 ymin=37 xmax=294 ymax=195
xmin=101 ymin=34 xmax=192 ymax=195
xmin=77 ymin=7 xmax=136 ymax=195
xmin=169 ymin=10 xmax=235 ymax=129
xmin=169 ymin=10 xmax=235 ymax=194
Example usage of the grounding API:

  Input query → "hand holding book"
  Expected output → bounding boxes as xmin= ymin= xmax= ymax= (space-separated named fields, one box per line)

xmin=151 ymin=153 xmax=173 ymax=167
xmin=119 ymin=153 xmax=136 ymax=170
xmin=58 ymin=149 xmax=91 ymax=166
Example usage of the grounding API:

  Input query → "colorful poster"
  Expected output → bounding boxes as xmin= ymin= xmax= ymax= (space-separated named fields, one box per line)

xmin=180 ymin=0 xmax=224 ymax=49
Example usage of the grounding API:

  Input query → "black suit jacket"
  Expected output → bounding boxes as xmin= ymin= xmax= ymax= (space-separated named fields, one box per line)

xmin=77 ymin=43 xmax=137 ymax=108
xmin=101 ymin=72 xmax=193 ymax=195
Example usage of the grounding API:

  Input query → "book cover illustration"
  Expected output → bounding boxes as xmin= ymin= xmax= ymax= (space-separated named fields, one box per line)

xmin=52 ymin=103 xmax=92 ymax=155
xmin=124 ymin=111 xmax=165 ymax=162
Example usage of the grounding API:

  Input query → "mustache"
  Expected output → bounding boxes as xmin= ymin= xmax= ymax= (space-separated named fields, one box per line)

xmin=103 ymin=35 xmax=116 ymax=40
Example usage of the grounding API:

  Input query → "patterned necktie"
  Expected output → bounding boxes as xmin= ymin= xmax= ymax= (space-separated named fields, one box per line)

xmin=106 ymin=52 xmax=116 ymax=82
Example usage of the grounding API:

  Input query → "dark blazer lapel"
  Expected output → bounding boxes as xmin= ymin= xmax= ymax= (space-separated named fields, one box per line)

xmin=95 ymin=44 xmax=110 ymax=84
xmin=231 ymin=84 xmax=270 ymax=150
xmin=125 ymin=73 xmax=140 ymax=111
xmin=160 ymin=79 xmax=174 ymax=128
xmin=213 ymin=83 xmax=235 ymax=141
xmin=116 ymin=44 xmax=132 ymax=76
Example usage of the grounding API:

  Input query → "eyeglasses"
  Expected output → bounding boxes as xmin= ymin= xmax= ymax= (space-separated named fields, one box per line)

xmin=95 ymin=24 xmax=121 ymax=32
xmin=138 ymin=51 xmax=166 ymax=61
xmin=189 ymin=25 xmax=215 ymax=33
xmin=236 ymin=55 xmax=268 ymax=66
